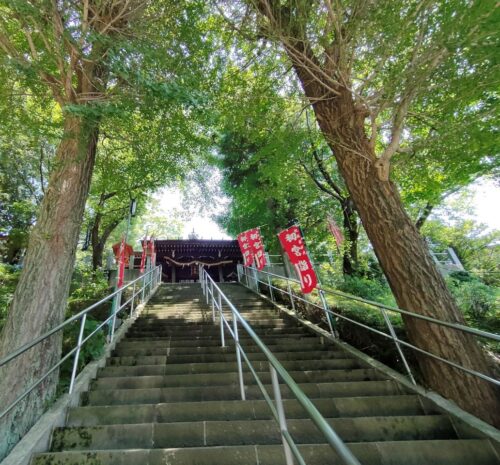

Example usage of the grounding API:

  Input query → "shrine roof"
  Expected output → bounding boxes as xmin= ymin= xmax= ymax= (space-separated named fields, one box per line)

xmin=152 ymin=239 xmax=241 ymax=261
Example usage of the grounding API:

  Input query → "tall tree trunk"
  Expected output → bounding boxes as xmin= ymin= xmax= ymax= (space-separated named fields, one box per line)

xmin=0 ymin=116 xmax=99 ymax=459
xmin=91 ymin=212 xmax=104 ymax=270
xmin=92 ymin=240 xmax=105 ymax=270
xmin=292 ymin=73 xmax=499 ymax=424
xmin=91 ymin=217 xmax=121 ymax=271
xmin=415 ymin=202 xmax=434 ymax=230
xmin=341 ymin=198 xmax=359 ymax=276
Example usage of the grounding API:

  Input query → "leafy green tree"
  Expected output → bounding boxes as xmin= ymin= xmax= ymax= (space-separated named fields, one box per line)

xmin=0 ymin=79 xmax=59 ymax=263
xmin=217 ymin=0 xmax=500 ymax=424
xmin=213 ymin=61 xmax=363 ymax=273
xmin=0 ymin=1 xmax=217 ymax=457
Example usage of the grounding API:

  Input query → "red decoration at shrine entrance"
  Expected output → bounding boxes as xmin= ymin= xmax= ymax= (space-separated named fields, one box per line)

xmin=278 ymin=225 xmax=318 ymax=294
xmin=112 ymin=241 xmax=134 ymax=265
xmin=237 ymin=228 xmax=267 ymax=270
xmin=116 ymin=238 xmax=126 ymax=288
xmin=237 ymin=231 xmax=254 ymax=266
xmin=140 ymin=239 xmax=156 ymax=273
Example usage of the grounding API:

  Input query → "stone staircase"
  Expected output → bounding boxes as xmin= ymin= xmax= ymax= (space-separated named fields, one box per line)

xmin=32 ymin=283 xmax=499 ymax=464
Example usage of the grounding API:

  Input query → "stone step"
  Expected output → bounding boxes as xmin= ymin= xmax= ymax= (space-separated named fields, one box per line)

xmin=122 ymin=333 xmax=318 ymax=343
xmin=117 ymin=332 xmax=317 ymax=346
xmin=135 ymin=317 xmax=282 ymax=326
xmin=132 ymin=319 xmax=293 ymax=328
xmin=112 ymin=340 xmax=325 ymax=356
xmin=140 ymin=307 xmax=275 ymax=315
xmin=51 ymin=415 xmax=456 ymax=452
xmin=106 ymin=349 xmax=355 ymax=367
xmin=124 ymin=325 xmax=307 ymax=338
xmin=128 ymin=315 xmax=282 ymax=336
xmin=146 ymin=300 xmax=270 ymax=307
xmin=115 ymin=334 xmax=319 ymax=349
xmin=33 ymin=440 xmax=500 ymax=465
xmin=134 ymin=315 xmax=282 ymax=322
xmin=34 ymin=284 xmax=498 ymax=465
xmin=91 ymin=368 xmax=386 ymax=390
xmin=98 ymin=358 xmax=364 ymax=378
xmin=67 ymin=395 xmax=431 ymax=427
xmin=82 ymin=380 xmax=406 ymax=406
xmin=131 ymin=317 xmax=292 ymax=333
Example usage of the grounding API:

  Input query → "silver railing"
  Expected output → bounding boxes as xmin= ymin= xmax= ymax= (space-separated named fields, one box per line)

xmin=0 ymin=265 xmax=162 ymax=421
xmin=199 ymin=266 xmax=361 ymax=465
xmin=238 ymin=265 xmax=500 ymax=388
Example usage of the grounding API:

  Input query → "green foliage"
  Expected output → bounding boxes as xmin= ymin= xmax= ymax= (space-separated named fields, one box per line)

xmin=58 ymin=317 xmax=106 ymax=393
xmin=68 ymin=263 xmax=109 ymax=306
xmin=0 ymin=84 xmax=58 ymax=262
xmin=58 ymin=261 xmax=110 ymax=392
xmin=447 ymin=274 xmax=498 ymax=322
xmin=446 ymin=272 xmax=499 ymax=351
xmin=422 ymin=213 xmax=500 ymax=286
xmin=0 ymin=263 xmax=20 ymax=331
xmin=338 ymin=276 xmax=396 ymax=307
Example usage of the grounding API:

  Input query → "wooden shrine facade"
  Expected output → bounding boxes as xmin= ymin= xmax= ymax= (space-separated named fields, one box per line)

xmin=154 ymin=239 xmax=242 ymax=283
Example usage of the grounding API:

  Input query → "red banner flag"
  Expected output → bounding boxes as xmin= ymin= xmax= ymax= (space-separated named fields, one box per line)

xmin=117 ymin=237 xmax=126 ymax=288
xmin=327 ymin=214 xmax=344 ymax=249
xmin=247 ymin=228 xmax=267 ymax=270
xmin=139 ymin=240 xmax=147 ymax=273
xmin=150 ymin=238 xmax=156 ymax=268
xmin=278 ymin=225 xmax=317 ymax=294
xmin=140 ymin=238 xmax=156 ymax=273
xmin=237 ymin=231 xmax=254 ymax=267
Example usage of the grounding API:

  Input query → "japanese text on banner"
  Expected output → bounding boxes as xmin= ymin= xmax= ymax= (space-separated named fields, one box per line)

xmin=237 ymin=231 xmax=254 ymax=267
xmin=278 ymin=225 xmax=318 ymax=294
xmin=247 ymin=228 xmax=267 ymax=270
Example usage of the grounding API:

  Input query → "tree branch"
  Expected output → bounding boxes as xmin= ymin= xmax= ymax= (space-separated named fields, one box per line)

xmin=415 ymin=202 xmax=434 ymax=230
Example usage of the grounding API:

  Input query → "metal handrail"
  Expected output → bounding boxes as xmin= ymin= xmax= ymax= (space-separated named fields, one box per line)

xmin=199 ymin=266 xmax=361 ymax=465
xmin=238 ymin=265 xmax=500 ymax=388
xmin=246 ymin=267 xmax=500 ymax=342
xmin=0 ymin=265 xmax=162 ymax=421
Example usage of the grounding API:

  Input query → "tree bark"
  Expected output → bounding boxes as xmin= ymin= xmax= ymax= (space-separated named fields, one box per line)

xmin=91 ymin=217 xmax=121 ymax=271
xmin=300 ymin=160 xmax=360 ymax=276
xmin=415 ymin=202 xmax=434 ymax=230
xmin=340 ymin=197 xmax=359 ymax=276
xmin=293 ymin=70 xmax=499 ymax=424
xmin=91 ymin=212 xmax=104 ymax=270
xmin=0 ymin=115 xmax=99 ymax=459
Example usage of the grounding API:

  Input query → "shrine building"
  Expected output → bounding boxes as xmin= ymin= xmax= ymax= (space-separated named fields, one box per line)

xmin=152 ymin=239 xmax=242 ymax=283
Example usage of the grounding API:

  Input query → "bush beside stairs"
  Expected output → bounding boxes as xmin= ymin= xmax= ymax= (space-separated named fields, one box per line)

xmin=32 ymin=283 xmax=499 ymax=464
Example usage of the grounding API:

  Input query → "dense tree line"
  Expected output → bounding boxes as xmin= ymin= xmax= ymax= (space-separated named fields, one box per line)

xmin=0 ymin=0 xmax=498 ymax=457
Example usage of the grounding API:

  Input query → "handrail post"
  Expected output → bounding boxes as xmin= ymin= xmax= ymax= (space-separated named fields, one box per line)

xmin=232 ymin=312 xmax=246 ymax=400
xmin=200 ymin=265 xmax=205 ymax=294
xmin=206 ymin=272 xmax=210 ymax=304
xmin=110 ymin=290 xmax=121 ymax=342
xmin=69 ymin=313 xmax=87 ymax=394
xmin=319 ymin=289 xmax=336 ymax=337
xmin=267 ymin=274 xmax=274 ymax=302
xmin=270 ymin=364 xmax=294 ymax=465
xmin=253 ymin=266 xmax=259 ymax=293
xmin=211 ymin=279 xmax=215 ymax=322
xmin=141 ymin=274 xmax=146 ymax=303
xmin=380 ymin=308 xmax=416 ymax=385
xmin=287 ymin=280 xmax=295 ymax=312
xmin=130 ymin=281 xmax=136 ymax=317
xmin=149 ymin=269 xmax=153 ymax=296
xmin=218 ymin=291 xmax=225 ymax=347
xmin=237 ymin=264 xmax=241 ymax=284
